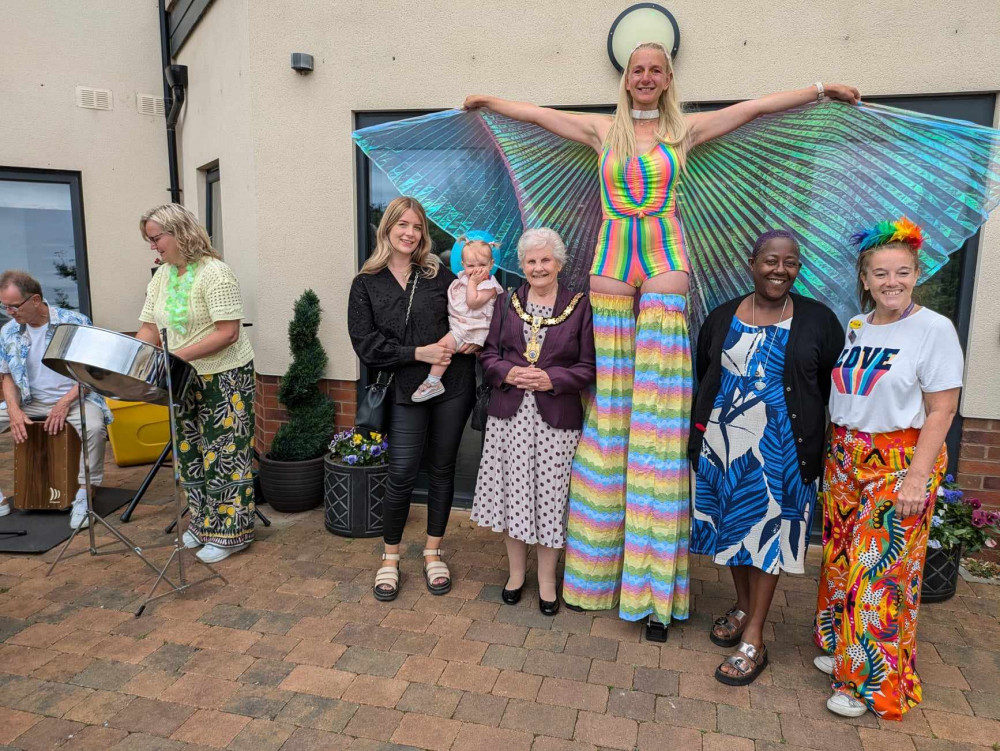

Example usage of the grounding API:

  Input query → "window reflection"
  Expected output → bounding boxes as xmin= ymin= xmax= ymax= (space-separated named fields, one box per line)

xmin=0 ymin=178 xmax=81 ymax=325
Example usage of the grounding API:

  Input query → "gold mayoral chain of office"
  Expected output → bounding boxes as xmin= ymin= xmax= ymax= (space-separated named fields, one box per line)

xmin=510 ymin=292 xmax=584 ymax=365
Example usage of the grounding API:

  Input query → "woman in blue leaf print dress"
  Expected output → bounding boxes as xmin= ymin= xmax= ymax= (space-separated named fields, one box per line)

xmin=688 ymin=230 xmax=844 ymax=686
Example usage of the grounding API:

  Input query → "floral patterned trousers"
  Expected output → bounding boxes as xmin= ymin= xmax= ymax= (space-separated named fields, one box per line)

xmin=814 ymin=424 xmax=946 ymax=720
xmin=177 ymin=362 xmax=256 ymax=547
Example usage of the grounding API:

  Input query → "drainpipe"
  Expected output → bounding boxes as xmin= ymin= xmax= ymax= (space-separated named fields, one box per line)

xmin=158 ymin=0 xmax=184 ymax=204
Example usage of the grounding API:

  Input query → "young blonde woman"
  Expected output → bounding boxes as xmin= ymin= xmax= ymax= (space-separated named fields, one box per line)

xmin=466 ymin=43 xmax=859 ymax=640
xmin=136 ymin=203 xmax=256 ymax=564
xmin=348 ymin=196 xmax=478 ymax=601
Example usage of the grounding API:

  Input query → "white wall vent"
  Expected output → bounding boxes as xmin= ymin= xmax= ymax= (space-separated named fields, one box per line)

xmin=76 ymin=87 xmax=113 ymax=111
xmin=137 ymin=94 xmax=165 ymax=117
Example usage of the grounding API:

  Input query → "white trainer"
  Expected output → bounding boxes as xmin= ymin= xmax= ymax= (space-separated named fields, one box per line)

xmin=196 ymin=543 xmax=248 ymax=563
xmin=181 ymin=530 xmax=202 ymax=549
xmin=827 ymin=692 xmax=868 ymax=718
xmin=813 ymin=655 xmax=834 ymax=675
xmin=70 ymin=495 xmax=90 ymax=530
xmin=0 ymin=498 xmax=10 ymax=517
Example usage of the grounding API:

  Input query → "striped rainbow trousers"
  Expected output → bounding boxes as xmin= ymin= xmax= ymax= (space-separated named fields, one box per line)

xmin=564 ymin=292 xmax=692 ymax=624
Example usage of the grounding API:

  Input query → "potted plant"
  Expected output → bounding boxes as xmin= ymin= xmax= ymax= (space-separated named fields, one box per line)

xmin=923 ymin=474 xmax=1000 ymax=602
xmin=324 ymin=428 xmax=389 ymax=537
xmin=259 ymin=290 xmax=336 ymax=512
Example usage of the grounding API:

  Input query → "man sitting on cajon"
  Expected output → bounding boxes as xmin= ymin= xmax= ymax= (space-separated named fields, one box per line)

xmin=0 ymin=270 xmax=111 ymax=528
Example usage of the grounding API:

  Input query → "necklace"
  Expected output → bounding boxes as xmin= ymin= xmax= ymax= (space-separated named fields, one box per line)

xmin=749 ymin=294 xmax=788 ymax=391
xmin=867 ymin=301 xmax=915 ymax=325
xmin=630 ymin=108 xmax=658 ymax=120
xmin=510 ymin=292 xmax=584 ymax=365
xmin=164 ymin=261 xmax=199 ymax=335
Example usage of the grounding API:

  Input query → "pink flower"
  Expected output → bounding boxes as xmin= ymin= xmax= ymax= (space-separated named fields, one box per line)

xmin=967 ymin=498 xmax=982 ymax=510
xmin=987 ymin=537 xmax=998 ymax=549
xmin=971 ymin=510 xmax=988 ymax=528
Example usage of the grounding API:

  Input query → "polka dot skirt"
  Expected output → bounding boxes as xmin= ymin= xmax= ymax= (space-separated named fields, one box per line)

xmin=471 ymin=303 xmax=582 ymax=548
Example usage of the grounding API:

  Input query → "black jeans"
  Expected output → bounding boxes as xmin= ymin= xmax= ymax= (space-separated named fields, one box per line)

xmin=382 ymin=390 xmax=475 ymax=546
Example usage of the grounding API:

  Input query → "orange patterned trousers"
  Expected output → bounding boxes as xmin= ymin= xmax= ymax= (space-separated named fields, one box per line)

xmin=813 ymin=425 xmax=946 ymax=720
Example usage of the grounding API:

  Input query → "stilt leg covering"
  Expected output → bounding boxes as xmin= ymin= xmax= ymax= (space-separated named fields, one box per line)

xmin=620 ymin=293 xmax=692 ymax=624
xmin=564 ymin=292 xmax=635 ymax=610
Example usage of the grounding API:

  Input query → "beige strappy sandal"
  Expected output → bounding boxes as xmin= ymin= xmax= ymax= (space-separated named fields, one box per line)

xmin=374 ymin=553 xmax=401 ymax=602
xmin=422 ymin=548 xmax=451 ymax=595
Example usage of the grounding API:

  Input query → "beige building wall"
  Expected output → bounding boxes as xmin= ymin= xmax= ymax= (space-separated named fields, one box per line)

xmin=231 ymin=0 xmax=1000 ymax=419
xmin=0 ymin=0 xmax=168 ymax=331
xmin=173 ymin=0 xmax=259 ymax=347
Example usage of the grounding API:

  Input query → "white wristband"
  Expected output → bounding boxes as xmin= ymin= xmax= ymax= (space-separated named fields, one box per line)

xmin=814 ymin=81 xmax=825 ymax=101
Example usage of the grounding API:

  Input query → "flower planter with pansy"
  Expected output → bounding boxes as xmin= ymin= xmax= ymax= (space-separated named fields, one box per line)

xmin=324 ymin=429 xmax=389 ymax=537
xmin=923 ymin=474 xmax=1000 ymax=602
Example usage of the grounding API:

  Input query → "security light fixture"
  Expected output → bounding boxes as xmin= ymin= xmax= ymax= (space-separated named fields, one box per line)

xmin=607 ymin=3 xmax=680 ymax=72
xmin=291 ymin=53 xmax=314 ymax=74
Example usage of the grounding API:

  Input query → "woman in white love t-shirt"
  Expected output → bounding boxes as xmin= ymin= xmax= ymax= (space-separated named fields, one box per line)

xmin=811 ymin=218 xmax=963 ymax=721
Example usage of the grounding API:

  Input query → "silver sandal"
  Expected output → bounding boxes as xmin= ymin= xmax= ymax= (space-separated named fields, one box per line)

xmin=714 ymin=641 xmax=768 ymax=686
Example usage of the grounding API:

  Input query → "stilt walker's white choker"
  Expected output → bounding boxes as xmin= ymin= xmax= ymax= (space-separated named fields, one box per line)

xmin=630 ymin=109 xmax=659 ymax=120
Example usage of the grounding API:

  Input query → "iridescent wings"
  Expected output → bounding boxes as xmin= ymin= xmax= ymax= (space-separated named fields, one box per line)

xmin=353 ymin=102 xmax=1000 ymax=324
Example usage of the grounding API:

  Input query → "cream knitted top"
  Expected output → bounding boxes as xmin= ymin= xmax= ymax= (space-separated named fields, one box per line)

xmin=140 ymin=258 xmax=254 ymax=375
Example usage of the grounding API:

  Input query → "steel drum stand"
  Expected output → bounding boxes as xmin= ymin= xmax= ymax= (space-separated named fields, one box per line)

xmin=46 ymin=329 xmax=227 ymax=616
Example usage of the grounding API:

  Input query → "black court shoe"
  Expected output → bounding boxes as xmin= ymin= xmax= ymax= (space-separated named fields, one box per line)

xmin=502 ymin=582 xmax=523 ymax=605
xmin=539 ymin=596 xmax=560 ymax=616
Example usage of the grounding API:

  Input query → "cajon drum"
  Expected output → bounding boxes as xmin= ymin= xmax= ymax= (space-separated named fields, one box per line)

xmin=13 ymin=422 xmax=80 ymax=510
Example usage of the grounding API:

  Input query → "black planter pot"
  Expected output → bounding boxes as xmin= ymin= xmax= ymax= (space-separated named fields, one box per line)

xmin=258 ymin=453 xmax=324 ymax=512
xmin=324 ymin=455 xmax=387 ymax=538
xmin=922 ymin=544 xmax=962 ymax=603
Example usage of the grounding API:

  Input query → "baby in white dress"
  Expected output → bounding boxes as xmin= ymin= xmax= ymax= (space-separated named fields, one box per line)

xmin=412 ymin=238 xmax=503 ymax=402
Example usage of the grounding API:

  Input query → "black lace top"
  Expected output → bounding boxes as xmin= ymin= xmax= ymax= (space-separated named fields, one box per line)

xmin=348 ymin=265 xmax=475 ymax=406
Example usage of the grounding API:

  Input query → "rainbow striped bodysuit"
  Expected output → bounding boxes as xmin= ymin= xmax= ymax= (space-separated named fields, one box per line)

xmin=565 ymin=138 xmax=693 ymax=628
xmin=591 ymin=141 xmax=691 ymax=286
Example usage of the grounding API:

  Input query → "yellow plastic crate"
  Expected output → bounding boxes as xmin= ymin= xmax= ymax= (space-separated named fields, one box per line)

xmin=105 ymin=399 xmax=170 ymax=466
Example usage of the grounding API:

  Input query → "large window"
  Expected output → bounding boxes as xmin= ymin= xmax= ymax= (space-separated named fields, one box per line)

xmin=0 ymin=169 xmax=90 ymax=327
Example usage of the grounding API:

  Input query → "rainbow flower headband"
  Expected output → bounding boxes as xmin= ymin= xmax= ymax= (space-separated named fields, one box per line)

xmin=850 ymin=216 xmax=924 ymax=253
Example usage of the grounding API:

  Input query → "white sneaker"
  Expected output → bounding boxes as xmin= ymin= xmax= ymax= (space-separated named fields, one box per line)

xmin=70 ymin=495 xmax=90 ymax=530
xmin=196 ymin=542 xmax=248 ymax=563
xmin=181 ymin=530 xmax=202 ymax=549
xmin=0 ymin=499 xmax=10 ymax=517
xmin=827 ymin=692 xmax=868 ymax=718
xmin=813 ymin=655 xmax=834 ymax=675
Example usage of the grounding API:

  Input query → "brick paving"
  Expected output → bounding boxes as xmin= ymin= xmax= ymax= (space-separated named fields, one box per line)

xmin=1 ymin=433 xmax=999 ymax=750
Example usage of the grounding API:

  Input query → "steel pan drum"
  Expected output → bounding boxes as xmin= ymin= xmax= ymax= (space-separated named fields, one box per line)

xmin=43 ymin=324 xmax=194 ymax=406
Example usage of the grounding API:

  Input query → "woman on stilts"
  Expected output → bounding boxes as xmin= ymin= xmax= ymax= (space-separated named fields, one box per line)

xmin=466 ymin=43 xmax=859 ymax=640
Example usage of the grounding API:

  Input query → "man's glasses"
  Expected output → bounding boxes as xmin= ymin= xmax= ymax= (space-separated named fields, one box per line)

xmin=2 ymin=295 xmax=37 ymax=312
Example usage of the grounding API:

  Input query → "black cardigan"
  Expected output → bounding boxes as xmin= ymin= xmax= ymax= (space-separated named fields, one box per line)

xmin=688 ymin=293 xmax=844 ymax=484
xmin=348 ymin=266 xmax=475 ymax=407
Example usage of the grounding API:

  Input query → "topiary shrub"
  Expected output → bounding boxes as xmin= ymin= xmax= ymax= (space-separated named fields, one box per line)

xmin=268 ymin=289 xmax=336 ymax=461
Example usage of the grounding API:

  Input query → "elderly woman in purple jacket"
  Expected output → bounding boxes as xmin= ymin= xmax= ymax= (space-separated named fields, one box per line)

xmin=471 ymin=228 xmax=596 ymax=616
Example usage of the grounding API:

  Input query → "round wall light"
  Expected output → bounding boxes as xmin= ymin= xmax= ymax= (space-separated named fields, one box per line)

xmin=607 ymin=3 xmax=680 ymax=72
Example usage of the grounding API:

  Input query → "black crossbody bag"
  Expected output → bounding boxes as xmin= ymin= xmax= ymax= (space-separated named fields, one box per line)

xmin=471 ymin=290 xmax=512 ymax=432
xmin=356 ymin=273 xmax=418 ymax=434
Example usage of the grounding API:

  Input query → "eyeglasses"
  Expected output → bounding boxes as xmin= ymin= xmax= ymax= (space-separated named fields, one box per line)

xmin=2 ymin=295 xmax=37 ymax=312
xmin=148 ymin=232 xmax=169 ymax=245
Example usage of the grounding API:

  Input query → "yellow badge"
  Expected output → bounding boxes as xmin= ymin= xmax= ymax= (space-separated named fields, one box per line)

xmin=849 ymin=319 xmax=863 ymax=330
